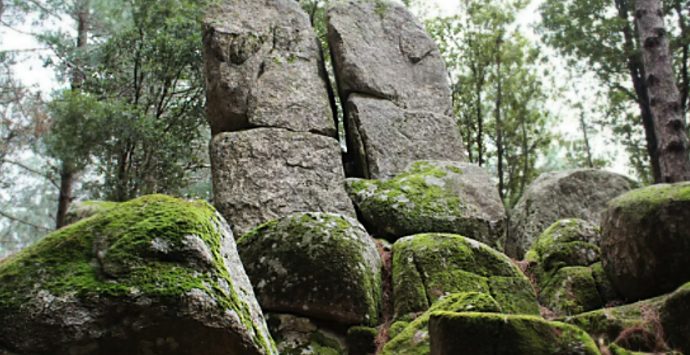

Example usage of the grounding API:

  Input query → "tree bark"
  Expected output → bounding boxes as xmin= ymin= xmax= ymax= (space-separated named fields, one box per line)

xmin=494 ymin=33 xmax=504 ymax=201
xmin=579 ymin=111 xmax=594 ymax=168
xmin=616 ymin=0 xmax=662 ymax=182
xmin=635 ymin=0 xmax=690 ymax=182
xmin=55 ymin=0 xmax=89 ymax=228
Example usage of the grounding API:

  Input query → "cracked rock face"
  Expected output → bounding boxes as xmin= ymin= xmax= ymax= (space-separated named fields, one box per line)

xmin=0 ymin=195 xmax=276 ymax=355
xmin=327 ymin=1 xmax=466 ymax=178
xmin=211 ymin=129 xmax=356 ymax=236
xmin=203 ymin=0 xmax=335 ymax=136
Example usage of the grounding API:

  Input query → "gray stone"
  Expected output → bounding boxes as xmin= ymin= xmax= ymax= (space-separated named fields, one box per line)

xmin=326 ymin=1 xmax=466 ymax=178
xmin=0 ymin=195 xmax=277 ymax=355
xmin=238 ymin=213 xmax=381 ymax=326
xmin=64 ymin=200 xmax=118 ymax=226
xmin=507 ymin=169 xmax=636 ymax=259
xmin=327 ymin=0 xmax=451 ymax=114
xmin=344 ymin=96 xmax=466 ymax=179
xmin=346 ymin=161 xmax=505 ymax=247
xmin=211 ymin=128 xmax=356 ymax=236
xmin=203 ymin=0 xmax=335 ymax=136
xmin=265 ymin=313 xmax=347 ymax=354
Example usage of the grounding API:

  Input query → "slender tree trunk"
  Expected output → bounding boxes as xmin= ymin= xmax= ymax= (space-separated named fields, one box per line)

xmin=494 ymin=34 xmax=505 ymax=201
xmin=635 ymin=0 xmax=690 ymax=182
xmin=579 ymin=111 xmax=594 ymax=168
xmin=55 ymin=0 xmax=89 ymax=228
xmin=673 ymin=1 xmax=688 ymax=113
xmin=616 ymin=0 xmax=662 ymax=182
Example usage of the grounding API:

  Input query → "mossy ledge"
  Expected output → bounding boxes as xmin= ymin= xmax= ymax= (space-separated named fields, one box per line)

xmin=0 ymin=194 xmax=276 ymax=354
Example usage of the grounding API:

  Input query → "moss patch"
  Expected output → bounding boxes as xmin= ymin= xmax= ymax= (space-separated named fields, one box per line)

xmin=607 ymin=182 xmax=690 ymax=220
xmin=540 ymin=266 xmax=603 ymax=316
xmin=391 ymin=233 xmax=538 ymax=318
xmin=0 ymin=194 xmax=275 ymax=354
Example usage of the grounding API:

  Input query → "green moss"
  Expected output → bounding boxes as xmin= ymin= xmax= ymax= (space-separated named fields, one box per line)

xmin=540 ymin=266 xmax=603 ymax=316
xmin=428 ymin=311 xmax=601 ymax=355
xmin=347 ymin=326 xmax=378 ymax=355
xmin=383 ymin=292 xmax=501 ymax=355
xmin=388 ymin=321 xmax=410 ymax=339
xmin=0 ymin=194 xmax=274 ymax=353
xmin=608 ymin=182 xmax=690 ymax=220
xmin=392 ymin=234 xmax=539 ymax=318
xmin=238 ymin=213 xmax=381 ymax=326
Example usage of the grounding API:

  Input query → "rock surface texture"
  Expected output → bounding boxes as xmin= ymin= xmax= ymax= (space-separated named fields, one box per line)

xmin=602 ymin=183 xmax=690 ymax=301
xmin=392 ymin=233 xmax=539 ymax=319
xmin=507 ymin=169 xmax=636 ymax=258
xmin=0 ymin=195 xmax=277 ymax=355
xmin=327 ymin=1 xmax=466 ymax=178
xmin=346 ymin=161 xmax=506 ymax=247
xmin=428 ymin=312 xmax=600 ymax=355
xmin=203 ymin=0 xmax=335 ymax=136
xmin=237 ymin=212 xmax=381 ymax=326
xmin=211 ymin=129 xmax=355 ymax=236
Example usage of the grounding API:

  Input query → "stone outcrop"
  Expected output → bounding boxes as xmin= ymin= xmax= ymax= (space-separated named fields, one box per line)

xmin=429 ymin=312 xmax=600 ymax=355
xmin=237 ymin=212 xmax=381 ymax=326
xmin=507 ymin=169 xmax=636 ymax=258
xmin=0 ymin=195 xmax=276 ymax=355
xmin=211 ymin=129 xmax=355 ymax=236
xmin=265 ymin=313 xmax=347 ymax=354
xmin=601 ymin=182 xmax=690 ymax=301
xmin=64 ymin=200 xmax=118 ymax=226
xmin=346 ymin=161 xmax=506 ymax=247
xmin=327 ymin=1 xmax=466 ymax=178
xmin=203 ymin=0 xmax=335 ymax=136
xmin=392 ymin=233 xmax=539 ymax=319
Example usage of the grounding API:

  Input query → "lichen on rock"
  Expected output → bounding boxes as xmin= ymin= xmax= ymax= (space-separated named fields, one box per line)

xmin=0 ymin=194 xmax=276 ymax=354
xmin=237 ymin=212 xmax=382 ymax=326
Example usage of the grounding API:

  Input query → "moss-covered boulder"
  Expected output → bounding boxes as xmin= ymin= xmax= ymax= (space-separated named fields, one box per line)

xmin=346 ymin=326 xmax=378 ymax=355
xmin=265 ymin=313 xmax=346 ymax=355
xmin=346 ymin=161 xmax=506 ymax=247
xmin=392 ymin=233 xmax=539 ymax=319
xmin=429 ymin=311 xmax=601 ymax=354
xmin=382 ymin=292 xmax=501 ymax=355
xmin=602 ymin=182 xmax=690 ymax=300
xmin=238 ymin=212 xmax=382 ymax=325
xmin=526 ymin=219 xmax=614 ymax=316
xmin=64 ymin=200 xmax=119 ymax=225
xmin=525 ymin=219 xmax=600 ymax=271
xmin=0 ymin=194 xmax=277 ymax=355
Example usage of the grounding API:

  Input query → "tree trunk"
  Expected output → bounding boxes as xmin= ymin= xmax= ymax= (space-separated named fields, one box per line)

xmin=616 ymin=0 xmax=662 ymax=182
xmin=579 ymin=111 xmax=594 ymax=168
xmin=494 ymin=34 xmax=504 ymax=201
xmin=55 ymin=0 xmax=89 ymax=228
xmin=635 ymin=0 xmax=690 ymax=182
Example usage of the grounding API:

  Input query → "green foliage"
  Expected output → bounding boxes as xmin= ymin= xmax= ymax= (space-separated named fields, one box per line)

xmin=426 ymin=0 xmax=553 ymax=207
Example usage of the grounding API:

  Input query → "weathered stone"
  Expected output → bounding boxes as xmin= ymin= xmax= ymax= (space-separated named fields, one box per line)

xmin=382 ymin=292 xmax=501 ymax=355
xmin=602 ymin=183 xmax=690 ymax=301
xmin=346 ymin=326 xmax=378 ymax=355
xmin=428 ymin=312 xmax=600 ymax=355
xmin=64 ymin=200 xmax=118 ymax=226
xmin=660 ymin=281 xmax=690 ymax=353
xmin=0 ymin=195 xmax=276 ymax=355
xmin=265 ymin=313 xmax=346 ymax=355
xmin=211 ymin=128 xmax=355 ymax=236
xmin=507 ymin=169 xmax=636 ymax=258
xmin=346 ymin=161 xmax=505 ymax=246
xmin=327 ymin=0 xmax=452 ymax=115
xmin=326 ymin=1 xmax=465 ymax=178
xmin=203 ymin=0 xmax=335 ymax=136
xmin=525 ymin=219 xmax=601 ymax=271
xmin=237 ymin=213 xmax=381 ymax=326
xmin=343 ymin=96 xmax=466 ymax=178
xmin=391 ymin=233 xmax=539 ymax=319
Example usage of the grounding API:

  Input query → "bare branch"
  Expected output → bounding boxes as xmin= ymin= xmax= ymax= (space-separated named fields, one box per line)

xmin=0 ymin=209 xmax=52 ymax=232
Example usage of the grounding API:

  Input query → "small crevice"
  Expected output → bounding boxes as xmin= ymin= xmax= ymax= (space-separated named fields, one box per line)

xmin=374 ymin=240 xmax=394 ymax=354
xmin=411 ymin=253 xmax=432 ymax=308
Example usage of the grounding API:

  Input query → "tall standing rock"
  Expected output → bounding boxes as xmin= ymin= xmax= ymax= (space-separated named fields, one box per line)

xmin=204 ymin=0 xmax=355 ymax=235
xmin=203 ymin=0 xmax=335 ymax=136
xmin=327 ymin=0 xmax=466 ymax=179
